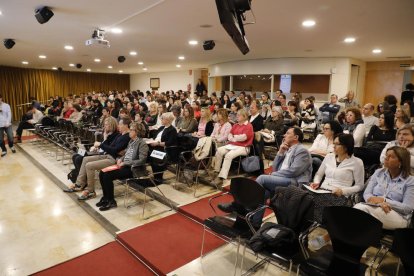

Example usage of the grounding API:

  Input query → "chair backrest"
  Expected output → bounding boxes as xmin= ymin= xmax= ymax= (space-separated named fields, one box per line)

xmin=392 ymin=228 xmax=414 ymax=276
xmin=230 ymin=177 xmax=265 ymax=211
xmin=323 ymin=206 xmax=382 ymax=274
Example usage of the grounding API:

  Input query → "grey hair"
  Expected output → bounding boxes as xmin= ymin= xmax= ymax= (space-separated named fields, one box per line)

xmin=161 ymin=112 xmax=175 ymax=124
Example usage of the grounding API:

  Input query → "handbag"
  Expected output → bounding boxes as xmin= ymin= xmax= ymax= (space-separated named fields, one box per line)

xmin=241 ymin=146 xmax=260 ymax=173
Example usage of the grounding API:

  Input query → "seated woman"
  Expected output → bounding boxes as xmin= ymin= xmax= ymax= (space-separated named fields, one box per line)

xmin=96 ymin=122 xmax=149 ymax=211
xmin=148 ymin=112 xmax=178 ymax=183
xmin=355 ymin=146 xmax=414 ymax=229
xmin=149 ymin=103 xmax=167 ymax=137
xmin=342 ymin=107 xmax=365 ymax=147
xmin=67 ymin=104 xmax=83 ymax=123
xmin=144 ymin=102 xmax=158 ymax=128
xmin=354 ymin=111 xmax=396 ymax=166
xmin=284 ymin=100 xmax=301 ymax=127
xmin=394 ymin=106 xmax=410 ymax=130
xmin=380 ymin=124 xmax=414 ymax=174
xmin=191 ymin=101 xmax=201 ymax=120
xmin=189 ymin=107 xmax=214 ymax=149
xmin=300 ymin=97 xmax=316 ymax=130
xmin=228 ymin=102 xmax=242 ymax=124
xmin=211 ymin=109 xmax=254 ymax=187
xmin=309 ymin=120 xmax=343 ymax=174
xmin=309 ymin=133 xmax=365 ymax=223
xmin=260 ymin=106 xmax=285 ymax=143
xmin=211 ymin=108 xmax=232 ymax=148
xmin=176 ymin=104 xmax=198 ymax=134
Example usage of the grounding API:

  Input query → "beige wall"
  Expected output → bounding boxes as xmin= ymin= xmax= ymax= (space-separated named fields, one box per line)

xmin=364 ymin=61 xmax=413 ymax=106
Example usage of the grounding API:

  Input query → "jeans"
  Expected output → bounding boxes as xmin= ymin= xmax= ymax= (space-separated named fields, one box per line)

xmin=0 ymin=126 xmax=14 ymax=151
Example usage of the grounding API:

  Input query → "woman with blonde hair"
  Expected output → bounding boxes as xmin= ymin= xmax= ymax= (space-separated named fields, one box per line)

xmin=211 ymin=108 xmax=232 ymax=147
xmin=192 ymin=107 xmax=214 ymax=138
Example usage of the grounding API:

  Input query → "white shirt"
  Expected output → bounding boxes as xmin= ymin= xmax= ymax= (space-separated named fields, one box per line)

xmin=313 ymin=153 xmax=365 ymax=196
xmin=0 ymin=102 xmax=12 ymax=127
xmin=308 ymin=134 xmax=334 ymax=155
xmin=363 ymin=115 xmax=379 ymax=136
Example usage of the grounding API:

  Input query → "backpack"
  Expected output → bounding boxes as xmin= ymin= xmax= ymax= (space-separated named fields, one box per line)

xmin=248 ymin=222 xmax=296 ymax=253
xmin=67 ymin=168 xmax=79 ymax=183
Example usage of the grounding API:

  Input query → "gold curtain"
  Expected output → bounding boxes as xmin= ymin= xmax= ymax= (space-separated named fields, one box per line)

xmin=0 ymin=66 xmax=130 ymax=120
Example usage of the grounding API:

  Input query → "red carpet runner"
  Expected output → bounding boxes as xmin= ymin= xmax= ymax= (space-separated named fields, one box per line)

xmin=117 ymin=213 xmax=225 ymax=275
xmin=33 ymin=242 xmax=154 ymax=276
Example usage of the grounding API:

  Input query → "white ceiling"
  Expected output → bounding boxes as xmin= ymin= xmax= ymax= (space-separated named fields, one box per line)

xmin=0 ymin=0 xmax=413 ymax=74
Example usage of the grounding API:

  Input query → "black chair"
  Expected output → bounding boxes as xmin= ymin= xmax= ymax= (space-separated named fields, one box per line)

xmin=390 ymin=228 xmax=414 ymax=276
xmin=300 ymin=206 xmax=383 ymax=276
xmin=201 ymin=177 xmax=265 ymax=275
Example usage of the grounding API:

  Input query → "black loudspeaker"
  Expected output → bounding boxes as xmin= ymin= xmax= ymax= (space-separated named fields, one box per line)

xmin=76 ymin=63 xmax=82 ymax=69
xmin=118 ymin=56 xmax=126 ymax=63
xmin=203 ymin=40 xmax=215 ymax=51
xmin=35 ymin=6 xmax=54 ymax=24
xmin=4 ymin=39 xmax=15 ymax=49
xmin=57 ymin=67 xmax=63 ymax=72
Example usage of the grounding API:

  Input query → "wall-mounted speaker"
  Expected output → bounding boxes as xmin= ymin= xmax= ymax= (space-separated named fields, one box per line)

xmin=203 ymin=40 xmax=215 ymax=51
xmin=118 ymin=56 xmax=126 ymax=63
xmin=3 ymin=39 xmax=15 ymax=49
xmin=35 ymin=6 xmax=54 ymax=24
xmin=76 ymin=63 xmax=82 ymax=69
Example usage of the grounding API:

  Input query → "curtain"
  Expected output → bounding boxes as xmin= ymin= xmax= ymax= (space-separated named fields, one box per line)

xmin=0 ymin=66 xmax=130 ymax=120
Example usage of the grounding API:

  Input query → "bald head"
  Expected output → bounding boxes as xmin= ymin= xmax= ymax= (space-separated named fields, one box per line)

xmin=363 ymin=103 xmax=375 ymax=116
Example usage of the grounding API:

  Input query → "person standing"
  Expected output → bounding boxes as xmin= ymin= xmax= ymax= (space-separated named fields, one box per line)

xmin=0 ymin=94 xmax=16 ymax=156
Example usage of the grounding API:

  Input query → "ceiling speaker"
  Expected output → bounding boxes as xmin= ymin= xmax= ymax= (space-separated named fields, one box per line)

xmin=35 ymin=6 xmax=54 ymax=24
xmin=3 ymin=39 xmax=15 ymax=49
xmin=76 ymin=63 xmax=82 ymax=69
xmin=118 ymin=56 xmax=126 ymax=63
xmin=203 ymin=40 xmax=215 ymax=51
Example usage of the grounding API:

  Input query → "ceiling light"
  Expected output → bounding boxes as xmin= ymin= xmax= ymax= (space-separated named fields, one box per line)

xmin=129 ymin=51 xmax=137 ymax=56
xmin=119 ymin=70 xmax=123 ymax=73
xmin=176 ymin=64 xmax=181 ymax=68
xmin=178 ymin=56 xmax=185 ymax=60
xmin=86 ymin=68 xmax=91 ymax=72
xmin=143 ymin=67 xmax=148 ymax=71
xmin=0 ymin=11 xmax=3 ymax=16
xmin=344 ymin=37 xmax=356 ymax=43
xmin=94 ymin=58 xmax=101 ymax=62
xmin=64 ymin=45 xmax=74 ymax=50
xmin=52 ymin=67 xmax=58 ymax=70
xmin=372 ymin=49 xmax=382 ymax=54
xmin=302 ymin=20 xmax=316 ymax=27
xmin=111 ymin=28 xmax=123 ymax=34
xmin=188 ymin=40 xmax=198 ymax=45
xmin=108 ymin=65 xmax=113 ymax=69
xmin=69 ymin=63 xmax=75 ymax=67
xmin=138 ymin=61 xmax=144 ymax=65
xmin=22 ymin=61 xmax=29 ymax=65
xmin=38 ymin=55 xmax=46 ymax=59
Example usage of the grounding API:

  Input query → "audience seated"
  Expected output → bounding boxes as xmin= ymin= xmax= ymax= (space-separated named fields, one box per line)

xmin=176 ymin=104 xmax=198 ymax=134
xmin=339 ymin=90 xmax=360 ymax=108
xmin=341 ymin=107 xmax=365 ymax=147
xmin=145 ymin=102 xmax=158 ymax=128
xmin=300 ymin=97 xmax=316 ymax=131
xmin=97 ymin=123 xmax=149 ymax=211
xmin=211 ymin=109 xmax=254 ymax=187
xmin=354 ymin=111 xmax=396 ymax=166
xmin=395 ymin=106 xmax=410 ymax=130
xmin=249 ymin=100 xmax=264 ymax=132
xmin=15 ymin=105 xmax=44 ymax=142
xmin=380 ymin=124 xmax=414 ymax=174
xmin=309 ymin=133 xmax=365 ymax=222
xmin=362 ymin=103 xmax=379 ymax=136
xmin=284 ymin=100 xmax=301 ymax=127
xmin=259 ymin=106 xmax=285 ymax=143
xmin=211 ymin=108 xmax=232 ymax=148
xmin=319 ymin=94 xmax=340 ymax=123
xmin=308 ymin=120 xmax=343 ymax=173
xmin=228 ymin=102 xmax=241 ymax=124
xmin=355 ymin=146 xmax=414 ymax=229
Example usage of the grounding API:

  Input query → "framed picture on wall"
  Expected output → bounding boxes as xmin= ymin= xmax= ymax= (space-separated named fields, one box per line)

xmin=150 ymin=78 xmax=160 ymax=89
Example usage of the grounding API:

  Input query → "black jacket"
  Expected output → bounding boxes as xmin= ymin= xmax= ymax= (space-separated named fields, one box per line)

xmin=250 ymin=114 xmax=264 ymax=132
xmin=157 ymin=125 xmax=178 ymax=147
xmin=99 ymin=132 xmax=130 ymax=159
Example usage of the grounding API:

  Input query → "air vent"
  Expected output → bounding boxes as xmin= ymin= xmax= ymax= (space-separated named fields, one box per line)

xmin=386 ymin=56 xmax=412 ymax=59
xmin=400 ymin=64 xmax=411 ymax=68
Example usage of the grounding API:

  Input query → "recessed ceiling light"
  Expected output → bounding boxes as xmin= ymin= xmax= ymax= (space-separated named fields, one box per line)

xmin=69 ymin=63 xmax=75 ymax=67
xmin=372 ymin=49 xmax=382 ymax=54
xmin=129 ymin=51 xmax=137 ymax=56
xmin=52 ymin=67 xmax=58 ymax=70
xmin=94 ymin=58 xmax=101 ymax=62
xmin=302 ymin=20 xmax=316 ymax=27
xmin=138 ymin=61 xmax=144 ymax=65
xmin=176 ymin=64 xmax=181 ymax=68
xmin=22 ymin=61 xmax=29 ymax=65
xmin=111 ymin=28 xmax=123 ymax=34
xmin=188 ymin=40 xmax=198 ymax=45
xmin=0 ymin=11 xmax=3 ymax=16
xmin=143 ymin=67 xmax=148 ymax=71
xmin=344 ymin=37 xmax=356 ymax=43
xmin=39 ymin=55 xmax=46 ymax=59
xmin=119 ymin=70 xmax=123 ymax=73
xmin=108 ymin=65 xmax=113 ymax=69
xmin=64 ymin=45 xmax=74 ymax=50
xmin=178 ymin=56 xmax=185 ymax=60
xmin=86 ymin=68 xmax=91 ymax=72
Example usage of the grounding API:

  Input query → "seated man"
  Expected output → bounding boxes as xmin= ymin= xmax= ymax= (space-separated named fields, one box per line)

xmin=15 ymin=105 xmax=44 ymax=142
xmin=319 ymin=94 xmax=341 ymax=123
xmin=218 ymin=127 xmax=312 ymax=226
xmin=362 ymin=103 xmax=379 ymax=136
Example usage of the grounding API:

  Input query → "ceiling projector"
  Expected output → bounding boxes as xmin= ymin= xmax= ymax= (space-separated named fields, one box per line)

xmin=85 ymin=28 xmax=110 ymax=48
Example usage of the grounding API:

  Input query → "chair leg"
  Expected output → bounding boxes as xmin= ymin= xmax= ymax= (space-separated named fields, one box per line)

xmin=200 ymin=225 xmax=206 ymax=257
xmin=396 ymin=258 xmax=401 ymax=276
xmin=240 ymin=242 xmax=247 ymax=275
xmin=234 ymin=236 xmax=241 ymax=276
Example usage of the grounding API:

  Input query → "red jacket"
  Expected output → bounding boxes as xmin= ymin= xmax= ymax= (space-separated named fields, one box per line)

xmin=229 ymin=122 xmax=254 ymax=147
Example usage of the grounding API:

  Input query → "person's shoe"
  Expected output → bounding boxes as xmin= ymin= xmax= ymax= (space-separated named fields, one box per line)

xmin=217 ymin=202 xmax=236 ymax=213
xmin=96 ymin=198 xmax=108 ymax=207
xmin=309 ymin=235 xmax=328 ymax=251
xmin=1 ymin=151 xmax=6 ymax=157
xmin=99 ymin=200 xmax=117 ymax=211
xmin=77 ymin=191 xmax=96 ymax=201
xmin=10 ymin=147 xmax=16 ymax=153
